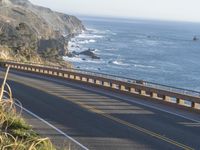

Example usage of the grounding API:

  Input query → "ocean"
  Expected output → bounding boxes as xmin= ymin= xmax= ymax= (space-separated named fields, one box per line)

xmin=64 ymin=17 xmax=200 ymax=91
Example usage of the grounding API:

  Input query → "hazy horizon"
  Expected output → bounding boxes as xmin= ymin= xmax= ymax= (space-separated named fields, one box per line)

xmin=29 ymin=0 xmax=200 ymax=23
xmin=76 ymin=14 xmax=200 ymax=25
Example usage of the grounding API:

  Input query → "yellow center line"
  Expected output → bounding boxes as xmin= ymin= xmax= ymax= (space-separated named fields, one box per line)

xmin=76 ymin=101 xmax=194 ymax=150
xmin=8 ymin=76 xmax=194 ymax=150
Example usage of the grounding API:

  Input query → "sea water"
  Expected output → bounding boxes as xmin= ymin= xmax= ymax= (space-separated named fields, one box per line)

xmin=64 ymin=17 xmax=200 ymax=91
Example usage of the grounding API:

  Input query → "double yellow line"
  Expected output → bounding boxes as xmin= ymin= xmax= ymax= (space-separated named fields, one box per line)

xmin=7 ymin=74 xmax=194 ymax=150
xmin=77 ymin=101 xmax=194 ymax=150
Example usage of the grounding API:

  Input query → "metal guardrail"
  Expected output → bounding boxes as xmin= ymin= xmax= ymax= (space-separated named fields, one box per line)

xmin=2 ymin=60 xmax=62 ymax=69
xmin=12 ymin=60 xmax=200 ymax=96
xmin=64 ymin=69 xmax=200 ymax=97
xmin=10 ymin=60 xmax=199 ymax=97
xmin=1 ymin=60 xmax=200 ymax=110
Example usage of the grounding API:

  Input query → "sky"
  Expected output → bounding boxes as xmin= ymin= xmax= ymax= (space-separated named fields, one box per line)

xmin=29 ymin=0 xmax=200 ymax=22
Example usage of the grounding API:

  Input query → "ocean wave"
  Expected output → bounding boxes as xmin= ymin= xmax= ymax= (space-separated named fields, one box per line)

xmin=84 ymin=59 xmax=105 ymax=64
xmin=133 ymin=39 xmax=159 ymax=46
xmin=63 ymin=56 xmax=105 ymax=64
xmin=86 ymin=28 xmax=100 ymax=32
xmin=93 ymin=48 xmax=100 ymax=52
xmin=108 ymin=60 xmax=129 ymax=66
xmin=77 ymin=39 xmax=96 ymax=44
xmin=105 ymin=48 xmax=118 ymax=51
xmin=87 ymin=28 xmax=110 ymax=34
xmin=63 ymin=56 xmax=83 ymax=63
xmin=133 ymin=64 xmax=155 ymax=69
xmin=86 ymin=28 xmax=117 ymax=36
xmin=145 ymin=40 xmax=159 ymax=46
xmin=112 ymin=60 xmax=123 ymax=65
xmin=77 ymin=34 xmax=104 ymax=39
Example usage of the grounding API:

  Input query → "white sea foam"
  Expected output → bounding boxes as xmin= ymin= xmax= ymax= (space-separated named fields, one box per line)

xmin=86 ymin=28 xmax=116 ymax=35
xmin=93 ymin=49 xmax=99 ymax=52
xmin=87 ymin=28 xmax=108 ymax=34
xmin=63 ymin=55 xmax=105 ymax=64
xmin=63 ymin=56 xmax=83 ymax=63
xmin=108 ymin=60 xmax=129 ymax=66
xmin=89 ymin=39 xmax=96 ymax=43
xmin=105 ymin=48 xmax=118 ymax=51
xmin=86 ymin=28 xmax=100 ymax=32
xmin=77 ymin=34 xmax=104 ymax=39
xmin=84 ymin=59 xmax=105 ymax=64
xmin=112 ymin=60 xmax=122 ymax=65
xmin=133 ymin=64 xmax=155 ymax=69
xmin=77 ymin=39 xmax=96 ymax=44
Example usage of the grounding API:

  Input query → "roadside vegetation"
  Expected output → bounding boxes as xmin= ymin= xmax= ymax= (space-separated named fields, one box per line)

xmin=0 ymin=67 xmax=55 ymax=150
xmin=0 ymin=46 xmax=73 ymax=69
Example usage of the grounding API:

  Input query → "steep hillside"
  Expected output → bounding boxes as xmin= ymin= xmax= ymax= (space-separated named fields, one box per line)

xmin=0 ymin=0 xmax=85 ymax=64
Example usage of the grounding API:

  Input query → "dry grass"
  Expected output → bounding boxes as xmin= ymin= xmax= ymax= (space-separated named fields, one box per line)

xmin=0 ymin=44 xmax=72 ymax=68
xmin=0 ymin=46 xmax=14 ymax=60
xmin=0 ymin=69 xmax=56 ymax=150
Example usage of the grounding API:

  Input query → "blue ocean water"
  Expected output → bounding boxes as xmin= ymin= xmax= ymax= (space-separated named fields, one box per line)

xmin=64 ymin=17 xmax=200 ymax=91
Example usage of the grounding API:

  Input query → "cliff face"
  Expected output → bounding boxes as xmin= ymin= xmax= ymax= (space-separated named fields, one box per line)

xmin=0 ymin=0 xmax=85 ymax=62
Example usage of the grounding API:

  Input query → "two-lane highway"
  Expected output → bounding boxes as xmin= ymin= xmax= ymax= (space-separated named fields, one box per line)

xmin=0 ymin=68 xmax=200 ymax=150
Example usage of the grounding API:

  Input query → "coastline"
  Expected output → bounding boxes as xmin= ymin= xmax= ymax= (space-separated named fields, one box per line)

xmin=63 ymin=17 xmax=200 ymax=91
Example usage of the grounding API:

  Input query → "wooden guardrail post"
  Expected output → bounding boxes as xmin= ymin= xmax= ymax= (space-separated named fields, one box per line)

xmin=151 ymin=92 xmax=158 ymax=98
xmin=177 ymin=98 xmax=185 ymax=106
xmin=192 ymin=102 xmax=200 ymax=109
xmin=164 ymin=95 xmax=171 ymax=102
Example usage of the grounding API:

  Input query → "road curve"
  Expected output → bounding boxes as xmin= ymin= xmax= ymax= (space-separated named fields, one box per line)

xmin=0 ymin=68 xmax=200 ymax=150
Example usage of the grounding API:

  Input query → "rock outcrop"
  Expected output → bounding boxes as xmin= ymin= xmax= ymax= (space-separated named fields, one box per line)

xmin=0 ymin=0 xmax=85 ymax=62
xmin=79 ymin=49 xmax=100 ymax=59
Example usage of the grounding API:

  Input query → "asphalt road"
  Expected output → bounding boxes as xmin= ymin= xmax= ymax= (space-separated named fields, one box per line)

xmin=0 ymin=68 xmax=200 ymax=150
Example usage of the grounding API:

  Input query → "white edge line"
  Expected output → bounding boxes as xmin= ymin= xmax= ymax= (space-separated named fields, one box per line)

xmin=14 ymin=102 xmax=89 ymax=150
